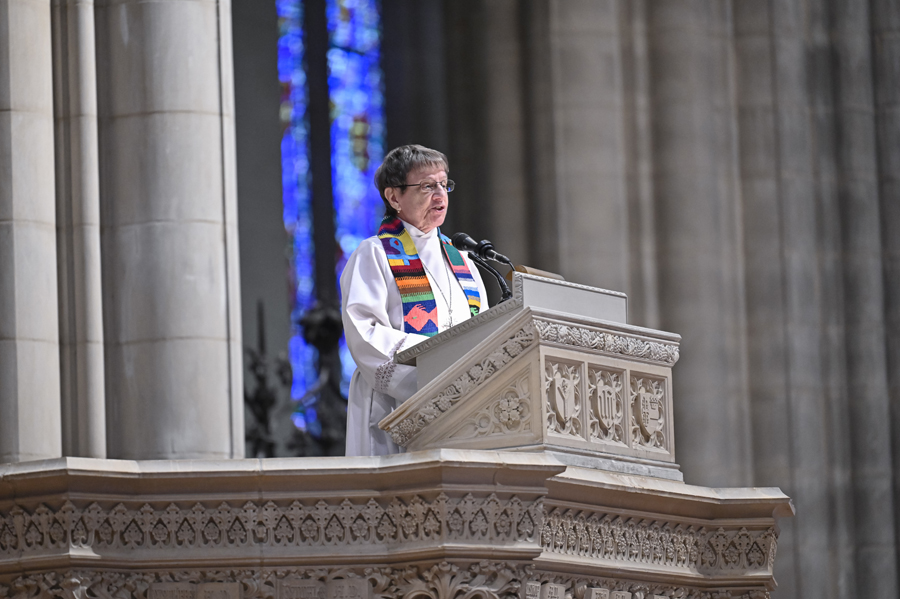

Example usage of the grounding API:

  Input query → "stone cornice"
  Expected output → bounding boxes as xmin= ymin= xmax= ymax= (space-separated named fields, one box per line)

xmin=0 ymin=454 xmax=790 ymax=593
xmin=532 ymin=316 xmax=680 ymax=366
xmin=0 ymin=492 xmax=545 ymax=570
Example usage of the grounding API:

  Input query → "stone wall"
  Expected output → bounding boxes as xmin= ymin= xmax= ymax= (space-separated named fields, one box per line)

xmin=375 ymin=1 xmax=900 ymax=597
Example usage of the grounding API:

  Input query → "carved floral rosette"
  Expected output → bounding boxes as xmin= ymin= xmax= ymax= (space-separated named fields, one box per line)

xmin=0 ymin=564 xmax=774 ymax=599
xmin=0 ymin=493 xmax=542 ymax=559
xmin=449 ymin=372 xmax=533 ymax=440
xmin=389 ymin=324 xmax=537 ymax=447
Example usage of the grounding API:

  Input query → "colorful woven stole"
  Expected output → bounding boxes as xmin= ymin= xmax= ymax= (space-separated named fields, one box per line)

xmin=378 ymin=217 xmax=481 ymax=337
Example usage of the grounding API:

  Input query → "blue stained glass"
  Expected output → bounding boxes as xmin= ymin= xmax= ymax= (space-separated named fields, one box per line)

xmin=278 ymin=0 xmax=385 ymax=434
xmin=277 ymin=0 xmax=318 ymax=413
xmin=328 ymin=0 xmax=386 ymax=396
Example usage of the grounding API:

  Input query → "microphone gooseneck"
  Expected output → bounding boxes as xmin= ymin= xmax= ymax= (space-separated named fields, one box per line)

xmin=467 ymin=252 xmax=513 ymax=303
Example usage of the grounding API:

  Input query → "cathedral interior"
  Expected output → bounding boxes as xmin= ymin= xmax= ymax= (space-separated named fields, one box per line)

xmin=1 ymin=1 xmax=899 ymax=598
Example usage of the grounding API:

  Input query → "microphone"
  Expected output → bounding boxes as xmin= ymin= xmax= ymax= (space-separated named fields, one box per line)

xmin=451 ymin=232 xmax=512 ymax=265
xmin=451 ymin=232 xmax=514 ymax=303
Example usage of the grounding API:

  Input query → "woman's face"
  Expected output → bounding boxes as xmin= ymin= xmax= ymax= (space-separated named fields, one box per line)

xmin=385 ymin=165 xmax=449 ymax=233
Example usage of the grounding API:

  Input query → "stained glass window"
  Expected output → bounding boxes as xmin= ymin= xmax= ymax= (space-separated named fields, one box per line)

xmin=327 ymin=0 xmax=386 ymax=395
xmin=277 ymin=0 xmax=319 ymax=433
xmin=278 ymin=0 xmax=384 ymax=436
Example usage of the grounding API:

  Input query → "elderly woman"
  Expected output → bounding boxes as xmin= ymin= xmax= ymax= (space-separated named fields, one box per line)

xmin=340 ymin=145 xmax=488 ymax=456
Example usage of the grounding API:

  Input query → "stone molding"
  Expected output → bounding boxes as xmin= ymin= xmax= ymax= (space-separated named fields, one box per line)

xmin=0 ymin=493 xmax=542 ymax=561
xmin=0 ymin=498 xmax=778 ymax=580
xmin=0 ymin=564 xmax=772 ymax=599
xmin=388 ymin=324 xmax=537 ymax=446
xmin=541 ymin=507 xmax=777 ymax=577
xmin=533 ymin=320 xmax=680 ymax=366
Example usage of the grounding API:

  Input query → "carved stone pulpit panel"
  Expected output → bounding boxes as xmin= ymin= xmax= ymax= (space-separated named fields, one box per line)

xmin=381 ymin=274 xmax=682 ymax=480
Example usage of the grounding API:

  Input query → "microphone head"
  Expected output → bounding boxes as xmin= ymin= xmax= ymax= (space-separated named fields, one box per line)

xmin=451 ymin=232 xmax=478 ymax=252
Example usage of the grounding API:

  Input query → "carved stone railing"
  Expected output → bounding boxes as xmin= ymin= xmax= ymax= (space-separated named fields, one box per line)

xmin=0 ymin=452 xmax=792 ymax=599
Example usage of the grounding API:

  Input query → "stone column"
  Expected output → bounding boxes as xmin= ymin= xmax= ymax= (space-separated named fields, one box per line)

xmin=733 ymin=0 xmax=852 ymax=595
xmin=541 ymin=0 xmax=630 ymax=292
xmin=831 ymin=0 xmax=898 ymax=594
xmin=0 ymin=0 xmax=63 ymax=463
xmin=731 ymin=3 xmax=797 ymax=595
xmin=481 ymin=0 xmax=528 ymax=265
xmin=871 ymin=0 xmax=900 ymax=581
xmin=620 ymin=0 xmax=660 ymax=329
xmin=95 ymin=0 xmax=243 ymax=459
xmin=51 ymin=0 xmax=106 ymax=458
xmin=647 ymin=1 xmax=752 ymax=488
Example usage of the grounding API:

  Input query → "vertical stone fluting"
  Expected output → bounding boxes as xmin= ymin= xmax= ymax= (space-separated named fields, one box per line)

xmin=830 ymin=0 xmax=899 ymax=594
xmin=521 ymin=0 xmax=560 ymax=273
xmin=734 ymin=0 xmax=854 ymax=596
xmin=806 ymin=2 xmax=859 ymax=597
xmin=731 ymin=2 xmax=798 ymax=595
xmin=545 ymin=0 xmax=630 ymax=292
xmin=0 ymin=0 xmax=63 ymax=463
xmin=482 ymin=0 xmax=528 ymax=264
xmin=647 ymin=0 xmax=752 ymax=488
xmin=621 ymin=0 xmax=659 ymax=329
xmin=870 ymin=0 xmax=900 ymax=582
xmin=95 ymin=0 xmax=243 ymax=459
xmin=51 ymin=0 xmax=106 ymax=458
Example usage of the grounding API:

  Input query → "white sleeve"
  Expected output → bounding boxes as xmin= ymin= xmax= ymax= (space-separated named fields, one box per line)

xmin=340 ymin=238 xmax=430 ymax=404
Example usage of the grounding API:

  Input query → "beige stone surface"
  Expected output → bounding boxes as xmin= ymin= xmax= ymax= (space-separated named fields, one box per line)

xmin=53 ymin=0 xmax=107 ymax=459
xmin=105 ymin=338 xmax=232 ymax=460
xmin=0 ymin=451 xmax=792 ymax=596
xmin=384 ymin=277 xmax=679 ymax=478
xmin=94 ymin=0 xmax=243 ymax=460
xmin=0 ymin=0 xmax=62 ymax=463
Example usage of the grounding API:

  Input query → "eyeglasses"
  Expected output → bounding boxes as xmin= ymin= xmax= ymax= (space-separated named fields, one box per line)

xmin=395 ymin=179 xmax=455 ymax=194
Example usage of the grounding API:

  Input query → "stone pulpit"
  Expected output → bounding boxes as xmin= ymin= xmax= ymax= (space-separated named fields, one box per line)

xmin=383 ymin=273 xmax=681 ymax=481
xmin=0 ymin=274 xmax=792 ymax=599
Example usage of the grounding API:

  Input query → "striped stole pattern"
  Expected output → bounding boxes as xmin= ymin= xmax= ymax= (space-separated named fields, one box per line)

xmin=377 ymin=217 xmax=481 ymax=337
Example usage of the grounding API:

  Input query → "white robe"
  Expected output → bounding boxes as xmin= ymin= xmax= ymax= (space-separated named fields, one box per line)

xmin=340 ymin=220 xmax=488 ymax=456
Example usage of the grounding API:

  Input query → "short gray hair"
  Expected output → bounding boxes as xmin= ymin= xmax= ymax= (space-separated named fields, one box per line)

xmin=375 ymin=145 xmax=449 ymax=217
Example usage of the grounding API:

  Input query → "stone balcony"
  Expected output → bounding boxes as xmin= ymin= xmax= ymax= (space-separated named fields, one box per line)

xmin=0 ymin=450 xmax=791 ymax=599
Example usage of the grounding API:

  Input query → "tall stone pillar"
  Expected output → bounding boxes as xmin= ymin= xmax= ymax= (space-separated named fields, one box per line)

xmin=530 ymin=0 xmax=631 ymax=292
xmin=0 ymin=0 xmax=63 ymax=463
xmin=871 ymin=0 xmax=900 ymax=581
xmin=52 ymin=0 xmax=106 ymax=458
xmin=481 ymin=0 xmax=528 ymax=264
xmin=732 ymin=0 xmax=852 ymax=596
xmin=95 ymin=0 xmax=243 ymax=459
xmin=647 ymin=1 xmax=752 ymax=488
xmin=831 ymin=0 xmax=898 ymax=594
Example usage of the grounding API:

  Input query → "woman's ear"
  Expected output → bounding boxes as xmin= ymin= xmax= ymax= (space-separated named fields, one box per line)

xmin=384 ymin=187 xmax=401 ymax=212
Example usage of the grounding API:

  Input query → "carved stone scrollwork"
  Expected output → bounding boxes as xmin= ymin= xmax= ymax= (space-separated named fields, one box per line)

xmin=540 ymin=507 xmax=777 ymax=577
xmin=0 ymin=567 xmax=771 ymax=599
xmin=389 ymin=324 xmax=536 ymax=447
xmin=629 ymin=376 xmax=667 ymax=451
xmin=586 ymin=368 xmax=624 ymax=445
xmin=0 ymin=494 xmax=543 ymax=559
xmin=544 ymin=361 xmax=582 ymax=439
xmin=449 ymin=372 xmax=532 ymax=440
xmin=533 ymin=320 xmax=679 ymax=366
